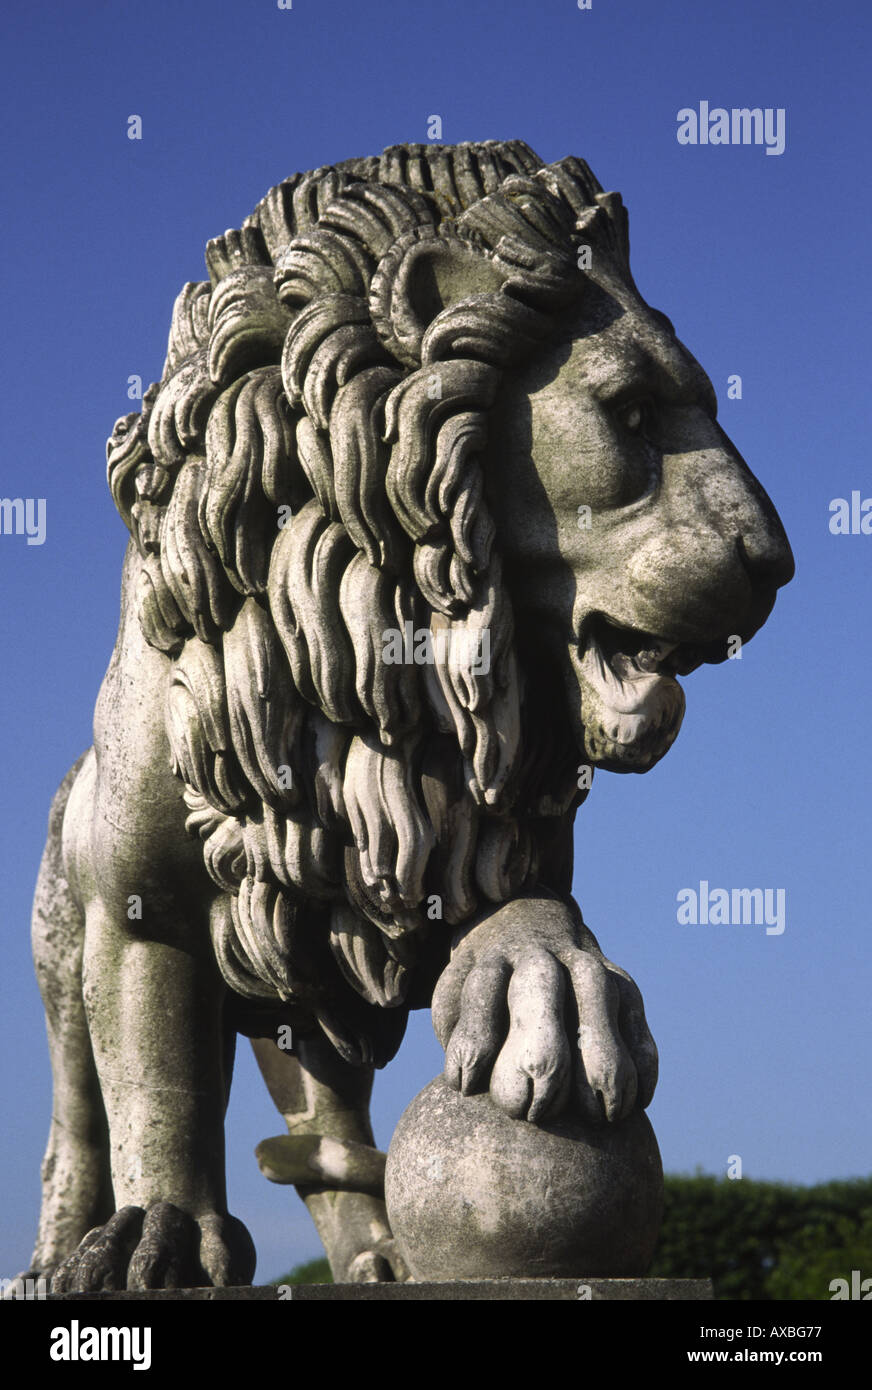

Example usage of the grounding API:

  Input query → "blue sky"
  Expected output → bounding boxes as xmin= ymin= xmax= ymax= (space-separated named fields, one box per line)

xmin=1 ymin=0 xmax=870 ymax=1281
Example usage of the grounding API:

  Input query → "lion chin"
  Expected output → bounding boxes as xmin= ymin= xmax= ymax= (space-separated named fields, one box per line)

xmin=571 ymin=615 xmax=707 ymax=771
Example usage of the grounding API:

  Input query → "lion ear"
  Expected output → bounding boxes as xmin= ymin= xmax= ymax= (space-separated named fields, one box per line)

xmin=404 ymin=236 xmax=506 ymax=319
xmin=370 ymin=231 xmax=506 ymax=366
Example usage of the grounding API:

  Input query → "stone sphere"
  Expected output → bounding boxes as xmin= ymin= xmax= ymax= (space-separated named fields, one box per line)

xmin=385 ymin=1076 xmax=663 ymax=1281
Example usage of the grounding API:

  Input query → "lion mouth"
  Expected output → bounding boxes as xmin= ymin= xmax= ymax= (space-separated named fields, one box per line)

xmin=572 ymin=617 xmax=707 ymax=770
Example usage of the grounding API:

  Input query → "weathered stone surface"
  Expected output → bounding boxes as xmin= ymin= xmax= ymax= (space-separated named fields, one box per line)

xmin=18 ymin=140 xmax=792 ymax=1293
xmin=45 ymin=1278 xmax=713 ymax=1301
xmin=386 ymin=1077 xmax=663 ymax=1280
xmin=255 ymin=1134 xmax=387 ymax=1194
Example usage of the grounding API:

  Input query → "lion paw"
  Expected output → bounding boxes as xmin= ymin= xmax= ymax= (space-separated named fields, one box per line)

xmin=49 ymin=1203 xmax=256 ymax=1292
xmin=348 ymin=1238 xmax=409 ymax=1283
xmin=432 ymin=896 xmax=658 ymax=1126
xmin=305 ymin=1190 xmax=410 ymax=1283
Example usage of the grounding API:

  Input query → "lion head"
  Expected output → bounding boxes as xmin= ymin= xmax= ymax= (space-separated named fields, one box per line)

xmin=105 ymin=141 xmax=792 ymax=1064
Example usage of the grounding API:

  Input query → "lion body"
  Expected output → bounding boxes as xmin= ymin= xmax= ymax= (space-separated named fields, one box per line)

xmin=24 ymin=141 xmax=792 ymax=1287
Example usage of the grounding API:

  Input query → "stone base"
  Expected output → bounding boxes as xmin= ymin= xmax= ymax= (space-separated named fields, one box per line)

xmin=46 ymin=1278 xmax=712 ymax=1301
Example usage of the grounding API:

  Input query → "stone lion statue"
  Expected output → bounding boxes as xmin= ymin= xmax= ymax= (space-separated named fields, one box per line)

xmin=22 ymin=140 xmax=792 ymax=1289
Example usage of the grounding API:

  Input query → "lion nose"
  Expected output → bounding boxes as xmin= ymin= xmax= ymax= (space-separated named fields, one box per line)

xmin=706 ymin=429 xmax=795 ymax=592
xmin=728 ymin=513 xmax=794 ymax=644
xmin=736 ymin=512 xmax=795 ymax=592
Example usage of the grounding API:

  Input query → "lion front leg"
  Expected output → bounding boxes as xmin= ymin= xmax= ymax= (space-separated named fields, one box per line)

xmin=50 ymin=897 xmax=255 ymax=1292
xmin=432 ymin=894 xmax=658 ymax=1126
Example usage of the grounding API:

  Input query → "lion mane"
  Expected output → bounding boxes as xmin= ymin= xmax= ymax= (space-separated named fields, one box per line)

xmin=105 ymin=140 xmax=631 ymax=1066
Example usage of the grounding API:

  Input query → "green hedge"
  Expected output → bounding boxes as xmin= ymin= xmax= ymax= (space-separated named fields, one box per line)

xmin=272 ymin=1174 xmax=872 ymax=1299
xmin=273 ymin=1256 xmax=332 ymax=1285
xmin=650 ymin=1174 xmax=872 ymax=1300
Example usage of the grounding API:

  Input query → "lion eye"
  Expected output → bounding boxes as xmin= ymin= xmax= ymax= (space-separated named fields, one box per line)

xmin=620 ymin=400 xmax=650 ymax=434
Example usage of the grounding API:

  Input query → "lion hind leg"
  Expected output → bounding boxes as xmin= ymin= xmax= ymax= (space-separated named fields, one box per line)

xmin=27 ymin=753 xmax=113 ymax=1277
xmin=251 ymin=1031 xmax=408 ymax=1283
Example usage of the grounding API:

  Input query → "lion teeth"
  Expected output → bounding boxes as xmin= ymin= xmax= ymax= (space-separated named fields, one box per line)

xmin=613 ymin=640 xmax=678 ymax=676
xmin=571 ymin=625 xmax=687 ymax=768
xmin=634 ymin=641 xmax=677 ymax=673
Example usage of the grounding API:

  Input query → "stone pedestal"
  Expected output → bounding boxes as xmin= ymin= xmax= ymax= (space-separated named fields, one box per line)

xmin=45 ymin=1278 xmax=713 ymax=1301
